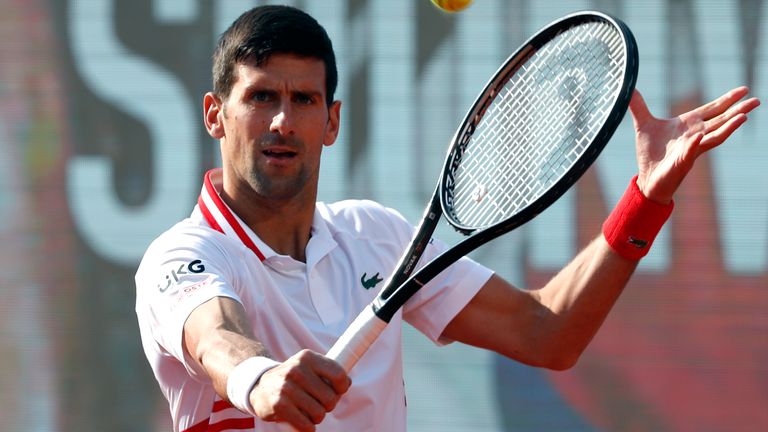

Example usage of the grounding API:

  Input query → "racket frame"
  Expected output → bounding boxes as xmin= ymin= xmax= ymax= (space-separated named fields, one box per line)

xmin=443 ymin=10 xmax=639 ymax=235
xmin=331 ymin=10 xmax=639 ymax=370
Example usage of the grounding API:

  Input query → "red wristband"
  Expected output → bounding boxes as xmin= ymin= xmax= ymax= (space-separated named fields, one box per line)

xmin=602 ymin=176 xmax=674 ymax=261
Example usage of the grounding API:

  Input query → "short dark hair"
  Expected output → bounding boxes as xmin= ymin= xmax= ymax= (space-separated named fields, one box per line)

xmin=212 ymin=5 xmax=338 ymax=105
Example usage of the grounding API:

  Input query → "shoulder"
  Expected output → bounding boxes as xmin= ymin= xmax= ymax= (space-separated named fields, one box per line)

xmin=318 ymin=199 xmax=412 ymax=238
xmin=147 ymin=219 xmax=229 ymax=256
xmin=136 ymin=219 xmax=239 ymax=279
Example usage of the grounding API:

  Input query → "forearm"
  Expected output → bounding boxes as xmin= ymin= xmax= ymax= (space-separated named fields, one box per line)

xmin=183 ymin=296 xmax=273 ymax=400
xmin=535 ymin=235 xmax=638 ymax=364
xmin=194 ymin=328 xmax=272 ymax=398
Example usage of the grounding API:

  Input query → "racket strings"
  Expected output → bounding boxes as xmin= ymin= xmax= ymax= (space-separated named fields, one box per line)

xmin=449 ymin=20 xmax=626 ymax=228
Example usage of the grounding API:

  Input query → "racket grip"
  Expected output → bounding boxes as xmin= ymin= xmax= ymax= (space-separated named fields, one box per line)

xmin=326 ymin=305 xmax=388 ymax=372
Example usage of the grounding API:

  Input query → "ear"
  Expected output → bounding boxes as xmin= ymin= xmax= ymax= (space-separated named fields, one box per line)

xmin=203 ymin=92 xmax=225 ymax=139
xmin=323 ymin=100 xmax=342 ymax=147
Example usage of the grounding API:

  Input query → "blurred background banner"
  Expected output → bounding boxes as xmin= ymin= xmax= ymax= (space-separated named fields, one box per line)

xmin=0 ymin=0 xmax=765 ymax=430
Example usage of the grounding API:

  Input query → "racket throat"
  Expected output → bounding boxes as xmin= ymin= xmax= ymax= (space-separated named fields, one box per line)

xmin=379 ymin=190 xmax=442 ymax=302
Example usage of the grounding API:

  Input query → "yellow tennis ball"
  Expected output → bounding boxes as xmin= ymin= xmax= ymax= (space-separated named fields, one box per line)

xmin=430 ymin=0 xmax=474 ymax=13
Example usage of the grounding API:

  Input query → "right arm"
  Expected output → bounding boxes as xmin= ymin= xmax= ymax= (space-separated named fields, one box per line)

xmin=183 ymin=296 xmax=351 ymax=431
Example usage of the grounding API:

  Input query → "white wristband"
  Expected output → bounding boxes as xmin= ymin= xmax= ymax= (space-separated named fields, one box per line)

xmin=226 ymin=356 xmax=280 ymax=416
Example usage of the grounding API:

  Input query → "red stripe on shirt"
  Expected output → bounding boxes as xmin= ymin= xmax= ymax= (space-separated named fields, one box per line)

xmin=212 ymin=399 xmax=235 ymax=412
xmin=207 ymin=417 xmax=255 ymax=432
xmin=202 ymin=169 xmax=266 ymax=262
xmin=182 ymin=416 xmax=210 ymax=432
xmin=198 ymin=194 xmax=224 ymax=234
xmin=182 ymin=414 xmax=255 ymax=432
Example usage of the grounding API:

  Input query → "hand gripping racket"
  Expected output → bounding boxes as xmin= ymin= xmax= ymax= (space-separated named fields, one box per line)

xmin=328 ymin=10 xmax=638 ymax=372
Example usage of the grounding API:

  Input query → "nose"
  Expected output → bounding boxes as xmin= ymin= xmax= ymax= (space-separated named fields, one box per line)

xmin=270 ymin=102 xmax=294 ymax=136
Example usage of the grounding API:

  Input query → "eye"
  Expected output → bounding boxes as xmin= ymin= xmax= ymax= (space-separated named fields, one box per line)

xmin=250 ymin=90 xmax=274 ymax=103
xmin=294 ymin=92 xmax=315 ymax=105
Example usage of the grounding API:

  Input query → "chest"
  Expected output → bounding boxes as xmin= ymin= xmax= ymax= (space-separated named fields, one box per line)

xmin=234 ymin=233 xmax=403 ymax=356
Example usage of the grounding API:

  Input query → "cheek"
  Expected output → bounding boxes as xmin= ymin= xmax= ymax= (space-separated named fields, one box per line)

xmin=227 ymin=119 xmax=267 ymax=151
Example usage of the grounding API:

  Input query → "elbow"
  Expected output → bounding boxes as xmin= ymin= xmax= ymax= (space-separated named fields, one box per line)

xmin=544 ymin=351 xmax=580 ymax=371
xmin=506 ymin=343 xmax=582 ymax=371
xmin=532 ymin=339 xmax=586 ymax=371
xmin=511 ymin=349 xmax=579 ymax=371
xmin=533 ymin=313 xmax=593 ymax=371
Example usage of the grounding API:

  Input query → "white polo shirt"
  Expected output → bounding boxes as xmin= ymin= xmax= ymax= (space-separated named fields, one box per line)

xmin=135 ymin=169 xmax=493 ymax=432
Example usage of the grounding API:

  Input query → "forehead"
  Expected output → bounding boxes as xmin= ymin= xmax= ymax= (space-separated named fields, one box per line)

xmin=232 ymin=54 xmax=327 ymax=93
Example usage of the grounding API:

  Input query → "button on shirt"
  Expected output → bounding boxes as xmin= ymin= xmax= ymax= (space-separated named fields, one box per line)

xmin=135 ymin=169 xmax=494 ymax=432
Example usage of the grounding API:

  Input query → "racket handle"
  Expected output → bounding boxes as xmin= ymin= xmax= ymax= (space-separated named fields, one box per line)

xmin=326 ymin=305 xmax=388 ymax=372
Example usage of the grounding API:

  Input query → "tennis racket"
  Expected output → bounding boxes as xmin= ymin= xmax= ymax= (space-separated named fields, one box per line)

xmin=327 ymin=10 xmax=638 ymax=372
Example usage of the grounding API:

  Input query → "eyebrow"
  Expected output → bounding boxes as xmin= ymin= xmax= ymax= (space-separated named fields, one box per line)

xmin=242 ymin=83 xmax=324 ymax=100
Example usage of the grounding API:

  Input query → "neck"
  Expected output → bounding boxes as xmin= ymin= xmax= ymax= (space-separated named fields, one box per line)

xmin=221 ymin=183 xmax=316 ymax=263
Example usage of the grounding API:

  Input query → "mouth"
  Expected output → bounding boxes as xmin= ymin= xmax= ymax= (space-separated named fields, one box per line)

xmin=262 ymin=148 xmax=298 ymax=160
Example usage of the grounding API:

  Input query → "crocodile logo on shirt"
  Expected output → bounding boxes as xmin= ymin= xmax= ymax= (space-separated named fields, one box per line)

xmin=360 ymin=272 xmax=384 ymax=290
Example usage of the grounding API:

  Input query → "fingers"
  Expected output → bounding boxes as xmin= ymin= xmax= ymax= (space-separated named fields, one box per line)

xmin=274 ymin=398 xmax=317 ymax=432
xmin=684 ymin=87 xmax=758 ymax=153
xmin=699 ymin=113 xmax=748 ymax=151
xmin=250 ymin=350 xmax=351 ymax=430
xmin=285 ymin=350 xmax=350 ymax=422
xmin=312 ymin=354 xmax=352 ymax=395
xmin=628 ymin=89 xmax=653 ymax=127
xmin=703 ymin=96 xmax=760 ymax=134
xmin=293 ymin=356 xmax=349 ymax=412
xmin=691 ymin=86 xmax=751 ymax=120
xmin=282 ymin=379 xmax=331 ymax=427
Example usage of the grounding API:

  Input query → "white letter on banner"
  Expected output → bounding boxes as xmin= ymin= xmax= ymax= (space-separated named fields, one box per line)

xmin=67 ymin=0 xmax=198 ymax=265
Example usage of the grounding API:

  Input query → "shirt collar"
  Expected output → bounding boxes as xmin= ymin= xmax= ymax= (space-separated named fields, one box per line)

xmin=197 ymin=168 xmax=336 ymax=266
xmin=198 ymin=168 xmax=271 ymax=261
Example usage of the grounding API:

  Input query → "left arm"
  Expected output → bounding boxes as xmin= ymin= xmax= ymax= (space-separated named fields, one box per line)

xmin=443 ymin=87 xmax=760 ymax=369
xmin=443 ymin=236 xmax=635 ymax=370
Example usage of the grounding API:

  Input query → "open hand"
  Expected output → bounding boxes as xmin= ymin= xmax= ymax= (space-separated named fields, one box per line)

xmin=628 ymin=87 xmax=760 ymax=203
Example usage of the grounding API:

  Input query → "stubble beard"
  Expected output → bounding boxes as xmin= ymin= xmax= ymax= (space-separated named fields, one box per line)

xmin=240 ymin=132 xmax=317 ymax=202
xmin=247 ymin=164 xmax=310 ymax=201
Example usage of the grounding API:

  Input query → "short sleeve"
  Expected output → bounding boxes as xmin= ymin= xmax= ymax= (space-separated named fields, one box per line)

xmin=401 ymin=237 xmax=494 ymax=345
xmin=135 ymin=225 xmax=244 ymax=379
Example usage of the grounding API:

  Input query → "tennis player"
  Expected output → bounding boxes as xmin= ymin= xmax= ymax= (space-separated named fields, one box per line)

xmin=135 ymin=5 xmax=759 ymax=432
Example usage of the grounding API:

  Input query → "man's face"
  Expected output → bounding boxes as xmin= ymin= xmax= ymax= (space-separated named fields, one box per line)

xmin=214 ymin=54 xmax=340 ymax=201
